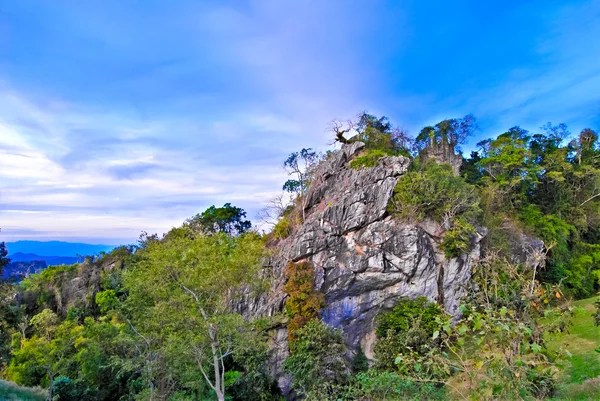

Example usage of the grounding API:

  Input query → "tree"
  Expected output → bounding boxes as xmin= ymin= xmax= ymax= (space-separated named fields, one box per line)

xmin=7 ymin=314 xmax=83 ymax=401
xmin=389 ymin=161 xmax=480 ymax=229
xmin=283 ymin=148 xmax=319 ymax=197
xmin=186 ymin=203 xmax=252 ymax=236
xmin=283 ymin=320 xmax=347 ymax=399
xmin=350 ymin=346 xmax=368 ymax=374
xmin=415 ymin=114 xmax=477 ymax=154
xmin=123 ymin=229 xmax=265 ymax=401
xmin=0 ymin=241 xmax=9 ymax=278
xmin=354 ymin=112 xmax=412 ymax=155
xmin=256 ymin=193 xmax=294 ymax=228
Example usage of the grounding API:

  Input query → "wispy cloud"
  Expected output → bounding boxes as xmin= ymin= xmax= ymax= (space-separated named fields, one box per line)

xmin=0 ymin=0 xmax=598 ymax=244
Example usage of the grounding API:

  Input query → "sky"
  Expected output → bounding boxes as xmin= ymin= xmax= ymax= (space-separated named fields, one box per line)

xmin=0 ymin=0 xmax=599 ymax=245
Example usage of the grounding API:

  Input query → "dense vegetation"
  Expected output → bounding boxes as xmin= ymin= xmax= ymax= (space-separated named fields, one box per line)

xmin=1 ymin=113 xmax=599 ymax=400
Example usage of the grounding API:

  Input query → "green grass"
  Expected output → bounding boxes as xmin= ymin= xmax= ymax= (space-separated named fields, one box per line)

xmin=547 ymin=295 xmax=600 ymax=400
xmin=0 ymin=380 xmax=47 ymax=401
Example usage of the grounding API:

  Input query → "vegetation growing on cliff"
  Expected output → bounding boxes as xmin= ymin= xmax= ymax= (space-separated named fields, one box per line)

xmin=1 ymin=113 xmax=599 ymax=400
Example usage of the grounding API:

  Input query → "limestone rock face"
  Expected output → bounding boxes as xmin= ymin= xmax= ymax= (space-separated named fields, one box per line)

xmin=244 ymin=142 xmax=485 ymax=390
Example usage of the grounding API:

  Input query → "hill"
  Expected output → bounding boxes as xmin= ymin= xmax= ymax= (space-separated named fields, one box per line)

xmin=5 ymin=241 xmax=115 ymax=257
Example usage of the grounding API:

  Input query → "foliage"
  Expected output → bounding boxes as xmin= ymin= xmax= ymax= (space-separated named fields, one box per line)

xmin=283 ymin=261 xmax=325 ymax=342
xmin=94 ymin=289 xmax=120 ymax=314
xmin=0 ymin=380 xmax=47 ymax=401
xmin=0 ymin=280 xmax=21 ymax=370
xmin=0 ymin=241 xmax=10 ymax=277
xmin=376 ymin=297 xmax=443 ymax=340
xmin=469 ymin=124 xmax=600 ymax=297
xmin=389 ymin=161 xmax=480 ymax=228
xmin=123 ymin=230 xmax=265 ymax=401
xmin=350 ymin=346 xmax=368 ymax=374
xmin=343 ymin=370 xmax=446 ymax=400
xmin=440 ymin=256 xmax=573 ymax=400
xmin=546 ymin=296 xmax=600 ymax=400
xmin=229 ymin=327 xmax=283 ymax=401
xmin=185 ymin=203 xmax=252 ymax=235
xmin=414 ymin=114 xmax=477 ymax=154
xmin=272 ymin=215 xmax=292 ymax=239
xmin=353 ymin=112 xmax=412 ymax=156
xmin=440 ymin=217 xmax=477 ymax=258
xmin=283 ymin=319 xmax=347 ymax=399
xmin=52 ymin=376 xmax=88 ymax=401
xmin=349 ymin=149 xmax=392 ymax=169
xmin=283 ymin=148 xmax=319 ymax=197
xmin=374 ymin=297 xmax=447 ymax=377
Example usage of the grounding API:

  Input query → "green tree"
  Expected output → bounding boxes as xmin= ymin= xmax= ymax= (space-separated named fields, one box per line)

xmin=7 ymin=316 xmax=83 ymax=401
xmin=414 ymin=114 xmax=477 ymax=155
xmin=354 ymin=112 xmax=412 ymax=155
xmin=283 ymin=148 xmax=319 ymax=197
xmin=186 ymin=203 xmax=252 ymax=235
xmin=124 ymin=229 xmax=265 ymax=401
xmin=389 ymin=161 xmax=480 ymax=229
xmin=0 ymin=241 xmax=9 ymax=277
xmin=350 ymin=346 xmax=368 ymax=374
xmin=283 ymin=319 xmax=347 ymax=399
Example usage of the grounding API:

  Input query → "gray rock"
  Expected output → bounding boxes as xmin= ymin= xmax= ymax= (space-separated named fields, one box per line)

xmin=244 ymin=142 xmax=486 ymax=392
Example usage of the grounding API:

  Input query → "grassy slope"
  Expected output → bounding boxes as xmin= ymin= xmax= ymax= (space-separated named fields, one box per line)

xmin=0 ymin=380 xmax=47 ymax=401
xmin=548 ymin=296 xmax=600 ymax=400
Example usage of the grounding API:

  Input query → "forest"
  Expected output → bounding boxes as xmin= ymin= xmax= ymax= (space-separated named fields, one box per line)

xmin=1 ymin=113 xmax=600 ymax=401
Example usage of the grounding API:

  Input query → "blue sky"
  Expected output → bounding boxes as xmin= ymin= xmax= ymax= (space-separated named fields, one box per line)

xmin=0 ymin=0 xmax=598 ymax=245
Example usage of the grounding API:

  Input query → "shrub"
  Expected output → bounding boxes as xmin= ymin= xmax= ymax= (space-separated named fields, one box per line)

xmin=376 ymin=297 xmax=443 ymax=339
xmin=349 ymin=149 xmax=391 ymax=169
xmin=344 ymin=371 xmax=446 ymax=400
xmin=440 ymin=218 xmax=476 ymax=258
xmin=350 ymin=346 xmax=369 ymax=374
xmin=283 ymin=320 xmax=347 ymax=398
xmin=284 ymin=262 xmax=325 ymax=342
xmin=94 ymin=290 xmax=120 ymax=314
xmin=374 ymin=297 xmax=446 ymax=376
xmin=272 ymin=216 xmax=292 ymax=239
xmin=389 ymin=161 xmax=480 ymax=225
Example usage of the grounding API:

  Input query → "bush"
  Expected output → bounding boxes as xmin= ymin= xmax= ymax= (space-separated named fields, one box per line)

xmin=440 ymin=218 xmax=476 ymax=258
xmin=349 ymin=149 xmax=392 ymax=169
xmin=389 ymin=161 xmax=480 ymax=225
xmin=284 ymin=262 xmax=325 ymax=342
xmin=272 ymin=216 xmax=292 ymax=239
xmin=283 ymin=320 xmax=347 ymax=398
xmin=95 ymin=290 xmax=119 ymax=313
xmin=52 ymin=376 xmax=92 ymax=401
xmin=374 ymin=297 xmax=446 ymax=376
xmin=344 ymin=371 xmax=446 ymax=400
xmin=376 ymin=297 xmax=443 ymax=339
xmin=350 ymin=346 xmax=369 ymax=373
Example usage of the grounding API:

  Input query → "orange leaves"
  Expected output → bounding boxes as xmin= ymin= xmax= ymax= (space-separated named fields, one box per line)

xmin=284 ymin=261 xmax=325 ymax=343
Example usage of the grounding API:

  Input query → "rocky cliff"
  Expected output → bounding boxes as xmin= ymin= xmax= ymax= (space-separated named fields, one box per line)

xmin=243 ymin=142 xmax=486 ymax=390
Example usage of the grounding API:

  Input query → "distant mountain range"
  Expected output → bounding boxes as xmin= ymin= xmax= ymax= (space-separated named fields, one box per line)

xmin=9 ymin=252 xmax=80 ymax=265
xmin=6 ymin=240 xmax=116 ymax=257
xmin=1 ymin=241 xmax=118 ymax=280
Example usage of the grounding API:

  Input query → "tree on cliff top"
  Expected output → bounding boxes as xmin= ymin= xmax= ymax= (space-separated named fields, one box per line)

xmin=186 ymin=203 xmax=252 ymax=236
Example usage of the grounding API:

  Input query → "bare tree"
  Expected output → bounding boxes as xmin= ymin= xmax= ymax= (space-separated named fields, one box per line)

xmin=256 ymin=193 xmax=293 ymax=228
xmin=328 ymin=119 xmax=355 ymax=145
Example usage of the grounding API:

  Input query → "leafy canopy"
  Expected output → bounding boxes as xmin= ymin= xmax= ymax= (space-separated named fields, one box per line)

xmin=186 ymin=203 xmax=252 ymax=235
